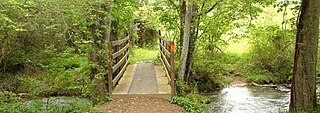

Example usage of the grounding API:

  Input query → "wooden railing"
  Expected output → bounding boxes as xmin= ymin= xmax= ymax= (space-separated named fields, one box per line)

xmin=159 ymin=36 xmax=176 ymax=96
xmin=108 ymin=36 xmax=130 ymax=94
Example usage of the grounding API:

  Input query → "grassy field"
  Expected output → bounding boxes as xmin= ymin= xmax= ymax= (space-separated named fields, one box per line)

xmin=129 ymin=46 xmax=160 ymax=64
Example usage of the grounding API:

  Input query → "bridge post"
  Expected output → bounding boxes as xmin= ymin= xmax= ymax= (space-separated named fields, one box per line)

xmin=108 ymin=41 xmax=113 ymax=95
xmin=170 ymin=41 xmax=176 ymax=96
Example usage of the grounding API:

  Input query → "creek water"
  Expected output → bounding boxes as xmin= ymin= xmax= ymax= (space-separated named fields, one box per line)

xmin=206 ymin=85 xmax=320 ymax=113
xmin=24 ymin=96 xmax=92 ymax=109
xmin=206 ymin=85 xmax=290 ymax=113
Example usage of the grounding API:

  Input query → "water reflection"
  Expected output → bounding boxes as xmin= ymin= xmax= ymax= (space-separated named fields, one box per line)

xmin=206 ymin=85 xmax=290 ymax=113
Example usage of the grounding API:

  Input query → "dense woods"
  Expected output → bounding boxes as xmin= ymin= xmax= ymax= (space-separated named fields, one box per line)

xmin=1 ymin=0 xmax=319 ymax=112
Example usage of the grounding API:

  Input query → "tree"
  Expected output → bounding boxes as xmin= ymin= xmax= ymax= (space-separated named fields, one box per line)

xmin=178 ymin=0 xmax=193 ymax=82
xmin=179 ymin=0 xmax=186 ymax=50
xmin=164 ymin=0 xmax=274 ymax=85
xmin=178 ymin=0 xmax=221 ymax=83
xmin=290 ymin=0 xmax=320 ymax=111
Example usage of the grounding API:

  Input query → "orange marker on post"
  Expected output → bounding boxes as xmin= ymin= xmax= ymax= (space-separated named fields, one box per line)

xmin=170 ymin=41 xmax=175 ymax=53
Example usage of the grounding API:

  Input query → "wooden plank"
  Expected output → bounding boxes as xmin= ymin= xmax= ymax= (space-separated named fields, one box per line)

xmin=159 ymin=35 xmax=176 ymax=96
xmin=112 ymin=43 xmax=130 ymax=59
xmin=113 ymin=60 xmax=129 ymax=87
xmin=159 ymin=36 xmax=171 ymax=46
xmin=160 ymin=50 xmax=171 ymax=70
xmin=160 ymin=44 xmax=171 ymax=57
xmin=160 ymin=54 xmax=171 ymax=82
xmin=111 ymin=36 xmax=129 ymax=46
xmin=112 ymin=50 xmax=130 ymax=73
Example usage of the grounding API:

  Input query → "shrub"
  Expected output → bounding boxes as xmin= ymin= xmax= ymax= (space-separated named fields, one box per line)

xmin=170 ymin=94 xmax=208 ymax=113
xmin=244 ymin=25 xmax=295 ymax=83
xmin=190 ymin=52 xmax=236 ymax=92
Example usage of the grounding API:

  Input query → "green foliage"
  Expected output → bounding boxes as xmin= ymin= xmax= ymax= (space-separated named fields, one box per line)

xmin=244 ymin=25 xmax=295 ymax=84
xmin=170 ymin=94 xmax=208 ymax=113
xmin=190 ymin=52 xmax=238 ymax=92
xmin=176 ymin=81 xmax=199 ymax=96
xmin=17 ymin=49 xmax=113 ymax=106
xmin=18 ymin=49 xmax=87 ymax=96
xmin=0 ymin=0 xmax=90 ymax=72
xmin=174 ymin=82 xmax=209 ymax=113
xmin=0 ymin=0 xmax=137 ymax=102
xmin=317 ymin=92 xmax=320 ymax=105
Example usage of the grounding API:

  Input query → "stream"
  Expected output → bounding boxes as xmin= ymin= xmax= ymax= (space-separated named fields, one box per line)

xmin=206 ymin=84 xmax=290 ymax=113
xmin=24 ymin=96 xmax=92 ymax=110
xmin=206 ymin=84 xmax=320 ymax=113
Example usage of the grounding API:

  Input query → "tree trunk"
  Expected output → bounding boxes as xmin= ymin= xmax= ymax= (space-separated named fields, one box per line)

xmin=178 ymin=0 xmax=194 ymax=82
xmin=185 ymin=3 xmax=198 ymax=83
xmin=105 ymin=0 xmax=113 ymax=42
xmin=290 ymin=0 xmax=320 ymax=111
xmin=104 ymin=0 xmax=113 ymax=95
xmin=179 ymin=0 xmax=186 ymax=53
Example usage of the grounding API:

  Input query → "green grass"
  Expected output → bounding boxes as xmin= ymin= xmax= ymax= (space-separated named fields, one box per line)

xmin=224 ymin=38 xmax=250 ymax=54
xmin=129 ymin=46 xmax=159 ymax=64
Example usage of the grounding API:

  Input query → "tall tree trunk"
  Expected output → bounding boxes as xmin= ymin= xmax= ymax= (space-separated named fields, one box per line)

xmin=179 ymin=0 xmax=186 ymax=52
xmin=104 ymin=0 xmax=113 ymax=94
xmin=185 ymin=3 xmax=198 ymax=83
xmin=178 ymin=0 xmax=194 ymax=82
xmin=105 ymin=0 xmax=113 ymax=42
xmin=290 ymin=0 xmax=320 ymax=111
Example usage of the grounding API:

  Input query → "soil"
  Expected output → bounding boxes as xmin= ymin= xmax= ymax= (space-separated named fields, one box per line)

xmin=229 ymin=76 xmax=246 ymax=85
xmin=100 ymin=94 xmax=187 ymax=113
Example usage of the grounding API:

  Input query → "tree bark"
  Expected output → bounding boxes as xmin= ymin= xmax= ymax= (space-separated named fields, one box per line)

xmin=178 ymin=0 xmax=194 ymax=82
xmin=290 ymin=0 xmax=320 ymax=111
xmin=185 ymin=3 xmax=198 ymax=83
xmin=105 ymin=1 xmax=113 ymax=42
xmin=179 ymin=0 xmax=186 ymax=52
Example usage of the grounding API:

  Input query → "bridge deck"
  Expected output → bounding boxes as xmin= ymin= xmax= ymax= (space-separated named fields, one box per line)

xmin=113 ymin=62 xmax=171 ymax=94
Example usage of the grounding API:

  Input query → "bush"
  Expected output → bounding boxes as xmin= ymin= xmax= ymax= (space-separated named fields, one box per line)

xmin=170 ymin=94 xmax=208 ymax=113
xmin=190 ymin=52 xmax=238 ymax=92
xmin=317 ymin=92 xmax=320 ymax=105
xmin=18 ymin=49 xmax=87 ymax=96
xmin=0 ymin=0 xmax=88 ymax=74
xmin=243 ymin=25 xmax=295 ymax=84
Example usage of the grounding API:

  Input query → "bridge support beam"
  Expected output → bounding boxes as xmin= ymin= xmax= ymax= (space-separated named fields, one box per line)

xmin=108 ymin=40 xmax=113 ymax=95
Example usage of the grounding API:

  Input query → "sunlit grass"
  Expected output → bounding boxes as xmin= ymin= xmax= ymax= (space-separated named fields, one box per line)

xmin=225 ymin=38 xmax=250 ymax=54
xmin=129 ymin=46 xmax=159 ymax=64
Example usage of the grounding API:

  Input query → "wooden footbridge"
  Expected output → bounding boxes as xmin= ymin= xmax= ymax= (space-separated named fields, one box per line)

xmin=106 ymin=34 xmax=176 ymax=96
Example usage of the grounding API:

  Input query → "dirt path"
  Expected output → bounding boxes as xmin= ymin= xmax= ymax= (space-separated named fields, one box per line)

xmin=229 ymin=76 xmax=246 ymax=85
xmin=100 ymin=94 xmax=186 ymax=113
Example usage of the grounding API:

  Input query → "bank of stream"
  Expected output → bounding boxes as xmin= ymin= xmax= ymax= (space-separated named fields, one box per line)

xmin=18 ymin=96 xmax=93 ymax=112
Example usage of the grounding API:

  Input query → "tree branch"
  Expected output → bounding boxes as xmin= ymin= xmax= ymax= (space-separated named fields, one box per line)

xmin=167 ymin=0 xmax=179 ymax=12
xmin=199 ymin=0 xmax=222 ymax=16
xmin=200 ymin=0 xmax=207 ymax=12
